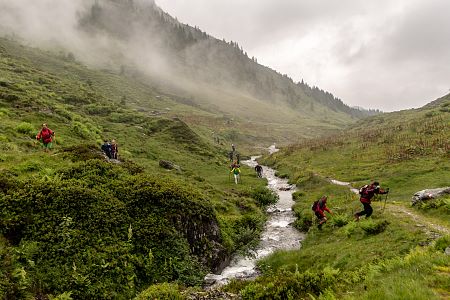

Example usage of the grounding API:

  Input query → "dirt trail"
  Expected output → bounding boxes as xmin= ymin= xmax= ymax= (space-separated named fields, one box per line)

xmin=388 ymin=204 xmax=450 ymax=236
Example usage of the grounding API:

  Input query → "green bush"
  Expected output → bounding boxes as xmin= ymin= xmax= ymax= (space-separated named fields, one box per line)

xmin=54 ymin=107 xmax=74 ymax=120
xmin=85 ymin=104 xmax=114 ymax=116
xmin=361 ymin=219 xmax=390 ymax=235
xmin=434 ymin=235 xmax=450 ymax=252
xmin=293 ymin=209 xmax=313 ymax=232
xmin=343 ymin=222 xmax=358 ymax=237
xmin=16 ymin=122 xmax=35 ymax=136
xmin=240 ymin=267 xmax=340 ymax=299
xmin=0 ymin=161 xmax=224 ymax=298
xmin=135 ymin=283 xmax=184 ymax=300
xmin=251 ymin=186 xmax=279 ymax=206
xmin=329 ymin=213 xmax=349 ymax=228
xmin=0 ymin=108 xmax=9 ymax=116
xmin=417 ymin=197 xmax=450 ymax=210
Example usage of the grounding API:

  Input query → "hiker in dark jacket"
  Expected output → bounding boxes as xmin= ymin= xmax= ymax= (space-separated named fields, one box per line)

xmin=354 ymin=181 xmax=389 ymax=220
xmin=101 ymin=140 xmax=112 ymax=159
xmin=255 ymin=165 xmax=263 ymax=178
xmin=36 ymin=123 xmax=55 ymax=152
xmin=312 ymin=196 xmax=332 ymax=229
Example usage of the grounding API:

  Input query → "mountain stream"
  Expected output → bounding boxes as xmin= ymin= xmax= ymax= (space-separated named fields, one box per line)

xmin=204 ymin=146 xmax=305 ymax=286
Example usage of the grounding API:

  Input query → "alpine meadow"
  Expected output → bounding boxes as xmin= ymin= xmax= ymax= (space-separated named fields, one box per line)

xmin=0 ymin=0 xmax=449 ymax=299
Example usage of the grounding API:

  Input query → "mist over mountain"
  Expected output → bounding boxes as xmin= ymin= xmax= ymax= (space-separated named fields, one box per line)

xmin=0 ymin=0 xmax=379 ymax=131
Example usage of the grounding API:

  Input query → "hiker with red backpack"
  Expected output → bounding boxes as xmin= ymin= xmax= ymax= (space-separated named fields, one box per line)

xmin=36 ymin=123 xmax=55 ymax=152
xmin=354 ymin=181 xmax=389 ymax=221
xmin=312 ymin=196 xmax=333 ymax=229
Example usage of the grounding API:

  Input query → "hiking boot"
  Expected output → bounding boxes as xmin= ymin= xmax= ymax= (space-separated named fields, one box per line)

xmin=354 ymin=213 xmax=360 ymax=221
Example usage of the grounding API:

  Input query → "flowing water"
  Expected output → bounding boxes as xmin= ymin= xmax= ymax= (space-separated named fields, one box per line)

xmin=205 ymin=146 xmax=305 ymax=286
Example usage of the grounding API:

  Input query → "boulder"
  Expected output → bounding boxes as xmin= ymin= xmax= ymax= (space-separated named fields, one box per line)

xmin=411 ymin=187 xmax=450 ymax=206
xmin=159 ymin=159 xmax=181 ymax=171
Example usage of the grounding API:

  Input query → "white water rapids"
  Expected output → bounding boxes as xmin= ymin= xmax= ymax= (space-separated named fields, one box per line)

xmin=204 ymin=146 xmax=305 ymax=286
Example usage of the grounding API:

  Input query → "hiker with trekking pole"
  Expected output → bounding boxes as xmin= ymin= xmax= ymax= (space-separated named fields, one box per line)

xmin=36 ymin=123 xmax=55 ymax=152
xmin=312 ymin=196 xmax=333 ymax=229
xmin=354 ymin=181 xmax=389 ymax=221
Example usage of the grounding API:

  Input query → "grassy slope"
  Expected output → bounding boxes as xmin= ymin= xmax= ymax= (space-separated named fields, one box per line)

xmin=224 ymin=96 xmax=450 ymax=299
xmin=0 ymin=38 xmax=276 ymax=298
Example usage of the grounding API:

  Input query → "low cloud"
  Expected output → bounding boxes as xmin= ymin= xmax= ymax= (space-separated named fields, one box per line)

xmin=158 ymin=0 xmax=450 ymax=111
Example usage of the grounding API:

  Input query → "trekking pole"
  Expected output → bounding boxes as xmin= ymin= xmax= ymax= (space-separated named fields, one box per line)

xmin=382 ymin=193 xmax=389 ymax=213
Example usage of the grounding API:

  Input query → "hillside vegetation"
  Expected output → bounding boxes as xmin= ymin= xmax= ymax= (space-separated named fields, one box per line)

xmin=0 ymin=37 xmax=280 ymax=299
xmin=222 ymin=96 xmax=450 ymax=299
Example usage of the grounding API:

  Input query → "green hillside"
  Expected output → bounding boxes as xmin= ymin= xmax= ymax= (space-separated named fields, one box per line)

xmin=223 ymin=96 xmax=450 ymax=299
xmin=0 ymin=37 xmax=280 ymax=299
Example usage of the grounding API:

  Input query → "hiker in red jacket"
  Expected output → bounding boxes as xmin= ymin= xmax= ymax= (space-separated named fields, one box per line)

xmin=354 ymin=181 xmax=389 ymax=221
xmin=312 ymin=196 xmax=332 ymax=229
xmin=36 ymin=123 xmax=55 ymax=152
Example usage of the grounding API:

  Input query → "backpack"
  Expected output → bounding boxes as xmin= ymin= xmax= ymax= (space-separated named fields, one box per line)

xmin=359 ymin=185 xmax=369 ymax=196
xmin=311 ymin=200 xmax=319 ymax=211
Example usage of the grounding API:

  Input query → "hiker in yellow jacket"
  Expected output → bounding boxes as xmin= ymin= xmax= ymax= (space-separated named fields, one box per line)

xmin=230 ymin=164 xmax=241 ymax=184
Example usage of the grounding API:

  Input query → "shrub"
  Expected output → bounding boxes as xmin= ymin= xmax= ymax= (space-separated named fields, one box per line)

xmin=54 ymin=107 xmax=74 ymax=120
xmin=240 ymin=267 xmax=340 ymax=299
xmin=135 ymin=283 xmax=183 ymax=300
xmin=361 ymin=219 xmax=390 ymax=235
xmin=16 ymin=122 xmax=35 ymax=136
xmin=434 ymin=235 xmax=450 ymax=252
xmin=85 ymin=104 xmax=114 ymax=116
xmin=343 ymin=222 xmax=358 ymax=237
xmin=71 ymin=121 xmax=92 ymax=139
xmin=251 ymin=186 xmax=279 ymax=206
xmin=329 ymin=214 xmax=349 ymax=228
xmin=0 ymin=162 xmax=224 ymax=298
xmin=0 ymin=108 xmax=9 ymax=116
xmin=293 ymin=209 xmax=313 ymax=232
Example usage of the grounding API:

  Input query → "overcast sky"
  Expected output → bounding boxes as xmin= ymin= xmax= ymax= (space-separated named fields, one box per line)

xmin=157 ymin=0 xmax=450 ymax=111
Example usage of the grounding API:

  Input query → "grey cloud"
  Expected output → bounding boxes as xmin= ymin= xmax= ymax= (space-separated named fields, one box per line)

xmin=156 ymin=0 xmax=450 ymax=111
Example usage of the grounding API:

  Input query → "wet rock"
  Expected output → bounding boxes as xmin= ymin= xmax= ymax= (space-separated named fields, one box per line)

xmin=186 ymin=290 xmax=241 ymax=300
xmin=204 ymin=274 xmax=219 ymax=286
xmin=279 ymin=186 xmax=292 ymax=191
xmin=411 ymin=187 xmax=450 ymax=206
xmin=159 ymin=159 xmax=181 ymax=171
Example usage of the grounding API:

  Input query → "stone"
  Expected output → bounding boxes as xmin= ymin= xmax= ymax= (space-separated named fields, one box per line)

xmin=411 ymin=187 xmax=450 ymax=206
xmin=445 ymin=247 xmax=450 ymax=256
xmin=159 ymin=159 xmax=181 ymax=171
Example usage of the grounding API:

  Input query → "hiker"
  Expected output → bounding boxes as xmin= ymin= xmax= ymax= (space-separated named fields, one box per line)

xmin=231 ymin=144 xmax=236 ymax=152
xmin=228 ymin=151 xmax=234 ymax=162
xmin=312 ymin=196 xmax=333 ymax=229
xmin=36 ymin=123 xmax=55 ymax=152
xmin=101 ymin=140 xmax=112 ymax=159
xmin=111 ymin=139 xmax=118 ymax=159
xmin=255 ymin=165 xmax=263 ymax=178
xmin=230 ymin=164 xmax=241 ymax=184
xmin=236 ymin=153 xmax=240 ymax=164
xmin=354 ymin=181 xmax=389 ymax=221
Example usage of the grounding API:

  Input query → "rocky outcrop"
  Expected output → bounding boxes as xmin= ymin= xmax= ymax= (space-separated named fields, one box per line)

xmin=159 ymin=159 xmax=181 ymax=171
xmin=411 ymin=187 xmax=450 ymax=206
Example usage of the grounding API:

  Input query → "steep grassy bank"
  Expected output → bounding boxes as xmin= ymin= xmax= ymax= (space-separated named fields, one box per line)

xmin=222 ymin=97 xmax=450 ymax=298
